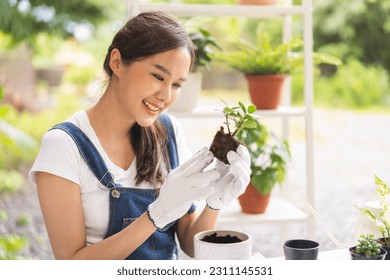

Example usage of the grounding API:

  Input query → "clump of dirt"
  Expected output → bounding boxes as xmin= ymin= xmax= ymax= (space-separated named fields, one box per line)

xmin=209 ymin=126 xmax=240 ymax=164
xmin=201 ymin=232 xmax=242 ymax=244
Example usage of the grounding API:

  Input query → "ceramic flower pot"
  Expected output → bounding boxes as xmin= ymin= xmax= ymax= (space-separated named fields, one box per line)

xmin=238 ymin=183 xmax=271 ymax=214
xmin=349 ymin=246 xmax=387 ymax=260
xmin=194 ymin=229 xmax=252 ymax=260
xmin=245 ymin=74 xmax=287 ymax=109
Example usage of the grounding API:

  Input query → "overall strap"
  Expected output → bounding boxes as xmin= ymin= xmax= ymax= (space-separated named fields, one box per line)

xmin=158 ymin=114 xmax=179 ymax=169
xmin=50 ymin=122 xmax=116 ymax=189
xmin=50 ymin=114 xmax=179 ymax=188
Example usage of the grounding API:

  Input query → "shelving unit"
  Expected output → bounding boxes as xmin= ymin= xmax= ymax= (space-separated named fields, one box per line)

xmin=129 ymin=0 xmax=315 ymax=240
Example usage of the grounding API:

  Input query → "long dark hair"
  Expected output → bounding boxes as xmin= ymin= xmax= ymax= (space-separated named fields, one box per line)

xmin=102 ymin=11 xmax=195 ymax=186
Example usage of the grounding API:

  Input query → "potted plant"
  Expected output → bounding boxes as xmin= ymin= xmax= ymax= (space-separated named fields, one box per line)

xmin=236 ymin=118 xmax=290 ymax=213
xmin=354 ymin=175 xmax=390 ymax=259
xmin=169 ymin=27 xmax=221 ymax=112
xmin=217 ymin=27 xmax=341 ymax=109
xmin=208 ymin=100 xmax=290 ymax=213
xmin=349 ymin=234 xmax=387 ymax=260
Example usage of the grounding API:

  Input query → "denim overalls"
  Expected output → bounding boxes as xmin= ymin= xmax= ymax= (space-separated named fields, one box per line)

xmin=51 ymin=114 xmax=195 ymax=260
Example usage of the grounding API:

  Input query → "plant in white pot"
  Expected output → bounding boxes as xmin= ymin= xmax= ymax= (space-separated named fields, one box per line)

xmin=169 ymin=27 xmax=221 ymax=112
xmin=217 ymin=27 xmax=341 ymax=109
xmin=193 ymin=101 xmax=257 ymax=260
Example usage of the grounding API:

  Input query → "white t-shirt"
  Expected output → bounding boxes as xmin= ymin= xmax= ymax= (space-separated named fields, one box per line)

xmin=29 ymin=110 xmax=193 ymax=245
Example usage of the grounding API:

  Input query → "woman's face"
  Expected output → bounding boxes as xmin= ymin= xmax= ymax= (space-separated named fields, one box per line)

xmin=115 ymin=47 xmax=192 ymax=127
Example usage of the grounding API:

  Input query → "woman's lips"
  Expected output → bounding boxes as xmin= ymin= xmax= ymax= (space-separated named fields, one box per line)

xmin=142 ymin=100 xmax=161 ymax=113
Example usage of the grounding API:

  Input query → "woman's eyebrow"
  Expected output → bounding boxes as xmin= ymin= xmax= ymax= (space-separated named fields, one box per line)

xmin=153 ymin=64 xmax=171 ymax=76
xmin=153 ymin=64 xmax=187 ymax=82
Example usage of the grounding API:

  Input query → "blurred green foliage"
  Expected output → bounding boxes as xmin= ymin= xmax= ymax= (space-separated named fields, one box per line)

xmin=0 ymin=87 xmax=83 ymax=260
xmin=17 ymin=214 xmax=31 ymax=227
xmin=0 ymin=170 xmax=24 ymax=193
xmin=292 ymin=58 xmax=390 ymax=108
xmin=63 ymin=64 xmax=97 ymax=87
xmin=0 ymin=0 xmax=107 ymax=48
xmin=0 ymin=235 xmax=28 ymax=260
xmin=313 ymin=0 xmax=390 ymax=74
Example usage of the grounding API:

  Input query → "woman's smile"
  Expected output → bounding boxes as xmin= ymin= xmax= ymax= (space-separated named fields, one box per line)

xmin=142 ymin=99 xmax=162 ymax=114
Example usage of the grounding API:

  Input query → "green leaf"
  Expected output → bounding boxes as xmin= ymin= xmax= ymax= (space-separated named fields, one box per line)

xmin=238 ymin=101 xmax=246 ymax=114
xmin=223 ymin=107 xmax=235 ymax=114
xmin=248 ymin=104 xmax=257 ymax=113
xmin=241 ymin=120 xmax=257 ymax=129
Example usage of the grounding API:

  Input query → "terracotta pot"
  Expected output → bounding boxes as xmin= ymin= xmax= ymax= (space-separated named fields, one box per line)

xmin=238 ymin=183 xmax=271 ymax=214
xmin=245 ymin=74 xmax=287 ymax=109
xmin=237 ymin=0 xmax=279 ymax=5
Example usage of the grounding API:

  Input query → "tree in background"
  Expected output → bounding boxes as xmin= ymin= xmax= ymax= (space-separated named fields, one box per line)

xmin=0 ymin=0 xmax=107 ymax=48
xmin=313 ymin=0 xmax=390 ymax=73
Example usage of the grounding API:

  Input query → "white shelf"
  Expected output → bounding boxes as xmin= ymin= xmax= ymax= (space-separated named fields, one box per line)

xmin=169 ymin=106 xmax=305 ymax=119
xmin=138 ymin=4 xmax=304 ymax=18
xmin=217 ymin=197 xmax=308 ymax=227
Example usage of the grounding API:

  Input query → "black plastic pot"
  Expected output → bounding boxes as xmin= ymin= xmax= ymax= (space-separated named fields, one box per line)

xmin=378 ymin=238 xmax=390 ymax=260
xmin=283 ymin=239 xmax=319 ymax=260
xmin=349 ymin=246 xmax=387 ymax=260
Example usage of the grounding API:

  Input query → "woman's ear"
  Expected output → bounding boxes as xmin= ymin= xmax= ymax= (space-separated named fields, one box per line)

xmin=109 ymin=48 xmax=122 ymax=77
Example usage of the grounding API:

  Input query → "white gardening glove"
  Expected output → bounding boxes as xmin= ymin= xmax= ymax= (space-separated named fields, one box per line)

xmin=206 ymin=145 xmax=251 ymax=210
xmin=148 ymin=147 xmax=227 ymax=229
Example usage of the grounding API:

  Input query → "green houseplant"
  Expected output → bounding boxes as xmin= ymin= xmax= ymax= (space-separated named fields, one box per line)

xmin=217 ymin=27 xmax=341 ymax=109
xmin=209 ymin=100 xmax=257 ymax=165
xmin=349 ymin=234 xmax=387 ymax=260
xmin=354 ymin=175 xmax=390 ymax=259
xmin=169 ymin=27 xmax=221 ymax=112
xmin=235 ymin=117 xmax=291 ymax=213
xmin=209 ymin=100 xmax=291 ymax=213
xmin=189 ymin=28 xmax=222 ymax=73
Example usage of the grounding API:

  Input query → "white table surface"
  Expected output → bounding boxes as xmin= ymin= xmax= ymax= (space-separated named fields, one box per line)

xmin=255 ymin=248 xmax=350 ymax=260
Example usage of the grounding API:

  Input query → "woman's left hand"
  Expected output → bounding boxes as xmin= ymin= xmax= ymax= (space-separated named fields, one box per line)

xmin=206 ymin=145 xmax=251 ymax=210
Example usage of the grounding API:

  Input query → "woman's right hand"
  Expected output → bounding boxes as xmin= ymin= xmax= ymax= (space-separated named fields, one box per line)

xmin=147 ymin=147 xmax=227 ymax=229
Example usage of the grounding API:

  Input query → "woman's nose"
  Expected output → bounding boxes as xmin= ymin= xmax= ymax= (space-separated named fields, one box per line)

xmin=157 ymin=85 xmax=171 ymax=103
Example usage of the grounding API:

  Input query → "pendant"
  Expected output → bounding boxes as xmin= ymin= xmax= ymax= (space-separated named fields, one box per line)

xmin=111 ymin=189 xmax=120 ymax=199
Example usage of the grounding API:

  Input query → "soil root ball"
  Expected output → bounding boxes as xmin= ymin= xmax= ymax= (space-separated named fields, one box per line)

xmin=209 ymin=127 xmax=240 ymax=164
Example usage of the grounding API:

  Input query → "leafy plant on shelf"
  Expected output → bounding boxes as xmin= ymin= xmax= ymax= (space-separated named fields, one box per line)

xmin=188 ymin=27 xmax=222 ymax=72
xmin=209 ymin=100 xmax=257 ymax=164
xmin=354 ymin=234 xmax=382 ymax=258
xmin=355 ymin=175 xmax=390 ymax=246
xmin=216 ymin=25 xmax=341 ymax=75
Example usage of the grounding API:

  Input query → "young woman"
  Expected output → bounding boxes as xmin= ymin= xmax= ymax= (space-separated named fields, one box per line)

xmin=29 ymin=11 xmax=250 ymax=260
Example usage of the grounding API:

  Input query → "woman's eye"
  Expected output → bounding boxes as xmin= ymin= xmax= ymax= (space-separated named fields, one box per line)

xmin=152 ymin=74 xmax=163 ymax=81
xmin=172 ymin=83 xmax=181 ymax=89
